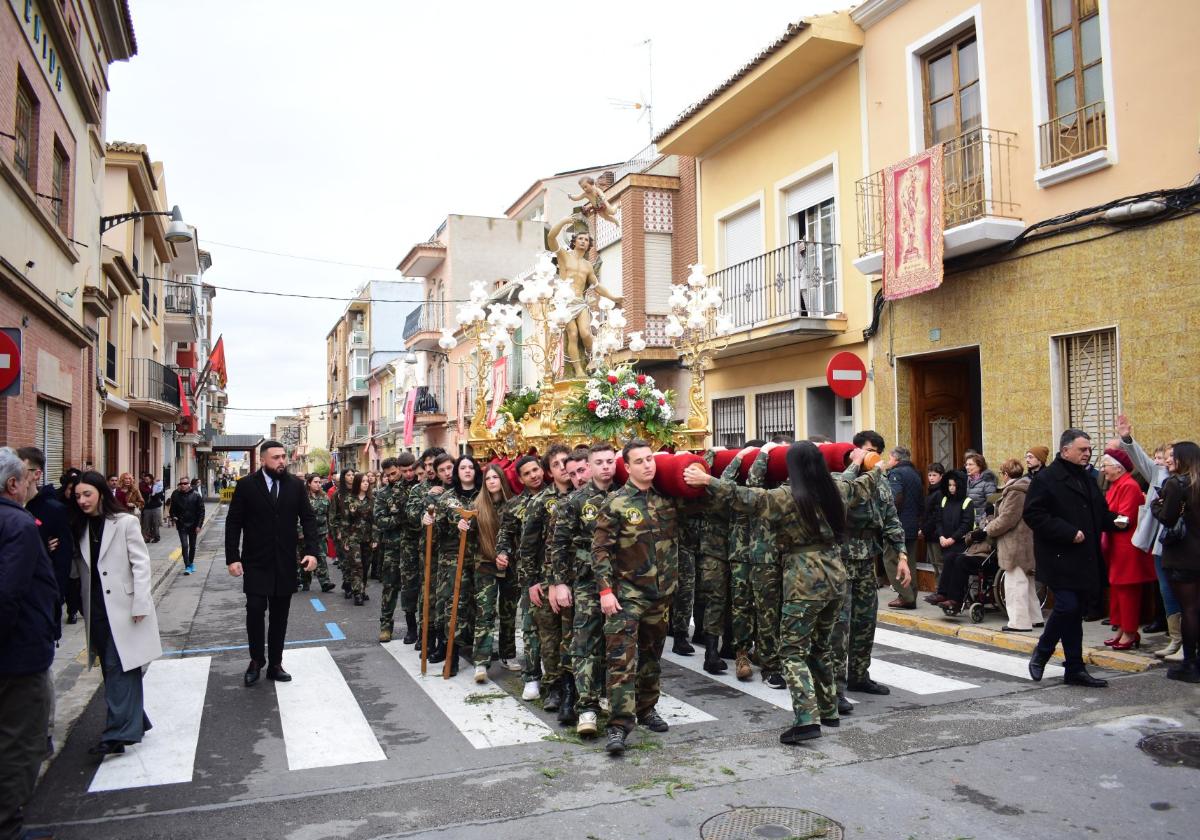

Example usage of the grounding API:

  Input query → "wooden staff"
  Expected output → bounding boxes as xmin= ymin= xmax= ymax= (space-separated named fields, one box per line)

xmin=420 ymin=504 xmax=436 ymax=676
xmin=443 ymin=508 xmax=477 ymax=679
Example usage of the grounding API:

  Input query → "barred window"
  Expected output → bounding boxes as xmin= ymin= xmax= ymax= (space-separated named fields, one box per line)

xmin=712 ymin=396 xmax=745 ymax=448
xmin=755 ymin=390 xmax=796 ymax=442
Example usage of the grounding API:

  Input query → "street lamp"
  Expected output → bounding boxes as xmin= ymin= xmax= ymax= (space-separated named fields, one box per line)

xmin=100 ymin=204 xmax=193 ymax=244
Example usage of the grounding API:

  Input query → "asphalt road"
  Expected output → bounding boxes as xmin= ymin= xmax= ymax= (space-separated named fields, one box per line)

xmin=26 ymin=506 xmax=1200 ymax=839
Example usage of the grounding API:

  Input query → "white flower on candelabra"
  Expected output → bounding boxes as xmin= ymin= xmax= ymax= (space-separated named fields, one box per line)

xmin=597 ymin=296 xmax=615 ymax=311
xmin=664 ymin=314 xmax=684 ymax=339
xmin=534 ymin=251 xmax=557 ymax=280
xmin=607 ymin=309 xmax=627 ymax=330
xmin=627 ymin=331 xmax=647 ymax=353
xmin=716 ymin=314 xmax=735 ymax=335
xmin=704 ymin=286 xmax=723 ymax=309
xmin=687 ymin=311 xmax=707 ymax=330
xmin=469 ymin=281 xmax=490 ymax=306
xmin=686 ymin=263 xmax=707 ymax=288
xmin=438 ymin=328 xmax=458 ymax=350
xmin=667 ymin=285 xmax=689 ymax=311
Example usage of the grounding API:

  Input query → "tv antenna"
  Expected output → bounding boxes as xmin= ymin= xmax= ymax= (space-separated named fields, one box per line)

xmin=608 ymin=38 xmax=655 ymax=142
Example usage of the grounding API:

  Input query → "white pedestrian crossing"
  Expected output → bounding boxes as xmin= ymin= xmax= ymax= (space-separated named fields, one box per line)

xmin=383 ymin=641 xmax=554 ymax=748
xmin=865 ymin=657 xmax=978 ymax=695
xmin=275 ymin=646 xmax=387 ymax=770
xmin=89 ymin=656 xmax=211 ymax=792
xmin=874 ymin=627 xmax=1065 ymax=681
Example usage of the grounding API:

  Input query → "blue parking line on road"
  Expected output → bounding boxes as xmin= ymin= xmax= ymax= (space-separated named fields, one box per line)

xmin=162 ymin=621 xmax=346 ymax=656
xmin=310 ymin=598 xmax=326 ymax=613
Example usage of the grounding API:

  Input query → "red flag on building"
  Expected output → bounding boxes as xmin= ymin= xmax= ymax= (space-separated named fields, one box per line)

xmin=208 ymin=336 xmax=228 ymax=388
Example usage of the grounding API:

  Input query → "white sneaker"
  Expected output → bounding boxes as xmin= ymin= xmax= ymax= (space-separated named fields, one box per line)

xmin=521 ymin=680 xmax=541 ymax=701
xmin=500 ymin=658 xmax=522 ymax=672
xmin=576 ymin=710 xmax=598 ymax=736
xmin=599 ymin=697 xmax=610 ymax=713
xmin=474 ymin=665 xmax=487 ymax=684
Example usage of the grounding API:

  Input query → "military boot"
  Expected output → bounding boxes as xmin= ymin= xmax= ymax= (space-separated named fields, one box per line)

xmin=672 ymin=633 xmax=695 ymax=656
xmin=735 ymin=651 xmax=753 ymax=681
xmin=402 ymin=612 xmax=418 ymax=645
xmin=543 ymin=676 xmax=565 ymax=712
xmin=557 ymin=674 xmax=579 ymax=725
xmin=428 ymin=631 xmax=447 ymax=664
xmin=378 ymin=627 xmax=393 ymax=643
xmin=691 ymin=598 xmax=706 ymax=644
xmin=703 ymin=636 xmax=728 ymax=674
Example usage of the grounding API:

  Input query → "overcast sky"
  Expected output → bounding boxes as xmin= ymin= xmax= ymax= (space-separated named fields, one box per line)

xmin=107 ymin=0 xmax=845 ymax=435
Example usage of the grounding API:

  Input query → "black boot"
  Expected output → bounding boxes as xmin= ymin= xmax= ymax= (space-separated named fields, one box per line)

xmin=428 ymin=631 xmax=447 ymax=664
xmin=692 ymin=598 xmax=706 ymax=644
xmin=543 ymin=676 xmax=564 ymax=712
xmin=718 ymin=637 xmax=736 ymax=660
xmin=557 ymin=674 xmax=578 ymax=725
xmin=402 ymin=612 xmax=418 ymax=645
xmin=703 ymin=635 xmax=728 ymax=674
xmin=672 ymin=633 xmax=695 ymax=656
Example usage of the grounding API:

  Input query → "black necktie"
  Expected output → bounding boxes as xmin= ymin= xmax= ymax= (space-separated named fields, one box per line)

xmin=270 ymin=477 xmax=279 ymax=504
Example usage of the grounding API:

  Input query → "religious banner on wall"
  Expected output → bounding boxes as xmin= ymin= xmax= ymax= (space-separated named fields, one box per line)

xmin=882 ymin=144 xmax=944 ymax=300
xmin=402 ymin=388 xmax=417 ymax=447
xmin=488 ymin=357 xmax=508 ymax=427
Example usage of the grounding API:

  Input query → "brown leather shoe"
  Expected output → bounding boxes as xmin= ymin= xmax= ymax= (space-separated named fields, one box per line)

xmin=888 ymin=598 xmax=917 ymax=609
xmin=735 ymin=652 xmax=753 ymax=681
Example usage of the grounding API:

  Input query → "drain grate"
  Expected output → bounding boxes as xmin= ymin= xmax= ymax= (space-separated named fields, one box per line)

xmin=700 ymin=807 xmax=844 ymax=840
xmin=1138 ymin=731 xmax=1200 ymax=769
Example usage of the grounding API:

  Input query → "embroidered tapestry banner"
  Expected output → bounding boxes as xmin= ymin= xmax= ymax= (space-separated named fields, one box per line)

xmin=883 ymin=145 xmax=944 ymax=300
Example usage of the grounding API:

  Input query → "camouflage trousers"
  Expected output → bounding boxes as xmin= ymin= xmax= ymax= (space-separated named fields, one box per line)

xmin=378 ymin=541 xmax=404 ymax=632
xmin=435 ymin=550 xmax=475 ymax=648
xmin=296 ymin=542 xmax=331 ymax=589
xmin=336 ymin=539 xmax=365 ymax=596
xmin=670 ymin=540 xmax=697 ymax=637
xmin=604 ymin=586 xmax=671 ymax=733
xmin=520 ymin=590 xmax=542 ymax=684
xmin=472 ymin=569 xmax=519 ymax=667
xmin=570 ymin=574 xmax=606 ymax=713
xmin=533 ymin=584 xmax=574 ymax=684
xmin=730 ymin=562 xmax=782 ymax=673
xmin=399 ymin=537 xmax=420 ymax=614
xmin=698 ymin=555 xmax=730 ymax=638
xmin=779 ymin=597 xmax=842 ymax=726
xmin=832 ymin=557 xmax=879 ymax=691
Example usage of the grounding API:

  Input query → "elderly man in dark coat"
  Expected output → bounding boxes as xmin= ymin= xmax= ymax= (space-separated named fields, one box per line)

xmin=1023 ymin=429 xmax=1116 ymax=687
xmin=226 ymin=440 xmax=318 ymax=686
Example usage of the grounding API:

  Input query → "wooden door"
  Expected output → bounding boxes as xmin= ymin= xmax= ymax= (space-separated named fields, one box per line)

xmin=103 ymin=429 xmax=119 ymax=478
xmin=910 ymin=355 xmax=974 ymax=473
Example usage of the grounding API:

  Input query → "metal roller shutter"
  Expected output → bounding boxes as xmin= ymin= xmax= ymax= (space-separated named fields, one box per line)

xmin=643 ymin=232 xmax=672 ymax=314
xmin=36 ymin=401 xmax=66 ymax=481
xmin=1061 ymin=329 xmax=1117 ymax=450
xmin=722 ymin=204 xmax=761 ymax=268
xmin=784 ymin=169 xmax=835 ymax=221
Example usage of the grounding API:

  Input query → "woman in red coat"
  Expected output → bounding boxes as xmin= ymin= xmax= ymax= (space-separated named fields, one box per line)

xmin=1100 ymin=448 xmax=1156 ymax=649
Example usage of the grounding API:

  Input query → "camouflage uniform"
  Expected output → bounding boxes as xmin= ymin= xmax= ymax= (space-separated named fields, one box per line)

xmin=430 ymin=487 xmax=479 ymax=648
xmin=706 ymin=467 xmax=878 ymax=725
xmin=671 ymin=508 xmax=702 ymax=637
xmin=328 ymin=492 xmax=373 ymax=596
xmin=521 ymin=484 xmax=573 ymax=686
xmin=832 ymin=464 xmax=906 ymax=690
xmin=496 ymin=489 xmax=541 ymax=684
xmin=551 ymin=480 xmax=614 ymax=715
xmin=698 ymin=506 xmax=731 ymax=638
xmin=592 ymin=483 xmax=682 ymax=733
xmin=296 ymin=491 xmax=333 ymax=590
xmin=404 ymin=480 xmax=442 ymax=633
xmin=374 ymin=479 xmax=412 ymax=633
xmin=724 ymin=450 xmax=783 ymax=675
xmin=472 ymin=517 xmax=520 ymax=668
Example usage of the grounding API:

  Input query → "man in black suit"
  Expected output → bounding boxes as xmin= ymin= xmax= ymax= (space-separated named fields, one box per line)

xmin=226 ymin=440 xmax=319 ymax=686
xmin=1022 ymin=428 xmax=1116 ymax=688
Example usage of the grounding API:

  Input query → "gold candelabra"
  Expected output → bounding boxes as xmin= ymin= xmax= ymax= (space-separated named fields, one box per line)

xmin=665 ymin=264 xmax=734 ymax=437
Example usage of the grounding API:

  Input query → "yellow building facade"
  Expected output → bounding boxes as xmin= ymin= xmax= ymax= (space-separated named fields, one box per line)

xmin=850 ymin=0 xmax=1200 ymax=470
xmin=657 ymin=13 xmax=876 ymax=446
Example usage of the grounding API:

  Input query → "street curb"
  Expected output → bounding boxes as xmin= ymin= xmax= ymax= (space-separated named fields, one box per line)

xmin=877 ymin=609 xmax=1158 ymax=673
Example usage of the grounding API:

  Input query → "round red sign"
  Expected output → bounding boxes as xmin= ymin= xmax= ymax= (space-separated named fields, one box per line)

xmin=826 ymin=351 xmax=867 ymax=399
xmin=0 ymin=331 xmax=20 ymax=393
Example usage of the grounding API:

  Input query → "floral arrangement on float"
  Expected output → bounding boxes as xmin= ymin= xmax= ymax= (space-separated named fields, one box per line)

xmin=561 ymin=364 xmax=679 ymax=447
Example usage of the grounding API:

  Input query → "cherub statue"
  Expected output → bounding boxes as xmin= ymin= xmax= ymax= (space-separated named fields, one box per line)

xmin=567 ymin=175 xmax=620 ymax=228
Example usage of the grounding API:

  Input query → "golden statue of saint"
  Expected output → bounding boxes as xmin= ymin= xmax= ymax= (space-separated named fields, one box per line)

xmin=546 ymin=216 xmax=623 ymax=378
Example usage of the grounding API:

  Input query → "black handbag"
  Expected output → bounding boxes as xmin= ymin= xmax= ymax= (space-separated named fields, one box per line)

xmin=1152 ymin=477 xmax=1188 ymax=546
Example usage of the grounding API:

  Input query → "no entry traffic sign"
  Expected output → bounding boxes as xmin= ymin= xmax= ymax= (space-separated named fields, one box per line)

xmin=826 ymin=351 xmax=866 ymax=399
xmin=0 ymin=329 xmax=21 ymax=397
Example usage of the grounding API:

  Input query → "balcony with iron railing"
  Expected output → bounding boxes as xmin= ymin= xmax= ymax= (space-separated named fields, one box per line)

xmin=403 ymin=303 xmax=444 ymax=350
xmin=348 ymin=423 xmax=369 ymax=441
xmin=169 ymin=365 xmax=196 ymax=399
xmin=707 ymin=239 xmax=847 ymax=350
xmin=164 ymin=282 xmax=200 ymax=342
xmin=347 ymin=375 xmax=369 ymax=397
xmin=1039 ymin=100 xmax=1107 ymax=172
xmin=412 ymin=384 xmax=446 ymax=426
xmin=853 ymin=127 xmax=1023 ymax=275
xmin=127 ymin=357 xmax=181 ymax=422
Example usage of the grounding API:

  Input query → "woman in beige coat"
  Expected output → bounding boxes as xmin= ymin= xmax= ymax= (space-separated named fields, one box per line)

xmin=73 ymin=472 xmax=162 ymax=756
xmin=985 ymin=459 xmax=1039 ymax=632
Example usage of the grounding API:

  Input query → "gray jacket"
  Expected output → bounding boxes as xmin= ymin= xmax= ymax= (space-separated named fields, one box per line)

xmin=1119 ymin=436 xmax=1165 ymax=556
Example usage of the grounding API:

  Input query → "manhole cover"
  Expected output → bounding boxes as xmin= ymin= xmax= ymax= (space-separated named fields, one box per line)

xmin=1138 ymin=731 xmax=1200 ymax=769
xmin=700 ymin=807 xmax=844 ymax=840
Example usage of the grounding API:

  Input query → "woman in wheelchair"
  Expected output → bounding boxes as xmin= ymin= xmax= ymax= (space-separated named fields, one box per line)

xmin=924 ymin=471 xmax=977 ymax=611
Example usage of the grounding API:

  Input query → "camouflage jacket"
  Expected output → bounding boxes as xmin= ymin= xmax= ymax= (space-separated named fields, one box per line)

xmin=548 ymin=480 xmax=614 ymax=586
xmin=707 ymin=468 xmax=880 ymax=601
xmin=591 ymin=482 xmax=682 ymax=599
xmin=495 ymin=488 xmax=540 ymax=581
xmin=722 ymin=450 xmax=776 ymax=565
xmin=519 ymin=483 xmax=571 ymax=590
xmin=430 ymin=486 xmax=480 ymax=564
xmin=329 ymin=492 xmax=374 ymax=546
xmin=373 ymin=481 xmax=413 ymax=546
xmin=838 ymin=464 xmax=907 ymax=561
xmin=298 ymin=492 xmax=329 ymax=539
xmin=405 ymin=479 xmax=446 ymax=558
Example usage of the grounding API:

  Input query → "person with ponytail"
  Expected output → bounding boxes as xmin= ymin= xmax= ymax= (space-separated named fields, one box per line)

xmin=1152 ymin=440 xmax=1200 ymax=682
xmin=469 ymin=463 xmax=517 ymax=682
xmin=684 ymin=442 xmax=879 ymax=746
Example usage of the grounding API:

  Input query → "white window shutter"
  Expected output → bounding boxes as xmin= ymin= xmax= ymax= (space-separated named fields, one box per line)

xmin=643 ymin=233 xmax=673 ymax=314
xmin=784 ymin=169 xmax=836 ymax=220
xmin=722 ymin=204 xmax=761 ymax=267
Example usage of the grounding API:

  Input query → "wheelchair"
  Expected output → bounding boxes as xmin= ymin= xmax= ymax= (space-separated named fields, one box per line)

xmin=939 ymin=543 xmax=1050 ymax=623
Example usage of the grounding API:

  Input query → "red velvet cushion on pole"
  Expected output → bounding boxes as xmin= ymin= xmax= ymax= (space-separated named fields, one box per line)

xmin=504 ymin=463 xmax=523 ymax=494
xmin=614 ymin=457 xmax=628 ymax=487
xmin=820 ymin=442 xmax=855 ymax=472
xmin=737 ymin=448 xmax=762 ymax=480
xmin=653 ymin=452 xmax=708 ymax=500
xmin=710 ymin=448 xmax=738 ymax=477
xmin=766 ymin=446 xmax=790 ymax=484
